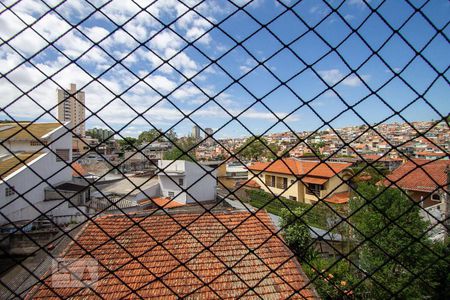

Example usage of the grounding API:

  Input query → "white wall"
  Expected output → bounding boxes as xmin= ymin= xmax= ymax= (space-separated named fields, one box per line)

xmin=158 ymin=160 xmax=217 ymax=204
xmin=134 ymin=183 xmax=161 ymax=202
xmin=0 ymin=123 xmax=72 ymax=159
xmin=184 ymin=161 xmax=217 ymax=204
xmin=0 ymin=124 xmax=73 ymax=226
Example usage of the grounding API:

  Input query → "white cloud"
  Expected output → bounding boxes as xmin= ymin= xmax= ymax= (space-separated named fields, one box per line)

xmin=150 ymin=30 xmax=184 ymax=54
xmin=318 ymin=69 xmax=369 ymax=87
xmin=0 ymin=0 xmax=303 ymax=133
xmin=84 ymin=26 xmax=110 ymax=43
xmin=144 ymin=75 xmax=177 ymax=94
xmin=231 ymin=0 xmax=264 ymax=8
xmin=348 ymin=0 xmax=371 ymax=8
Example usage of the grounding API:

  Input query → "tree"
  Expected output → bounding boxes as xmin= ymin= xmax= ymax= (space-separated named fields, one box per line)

xmin=281 ymin=207 xmax=359 ymax=298
xmin=163 ymin=137 xmax=197 ymax=161
xmin=117 ymin=137 xmax=139 ymax=151
xmin=349 ymin=183 xmax=447 ymax=298
xmin=280 ymin=207 xmax=313 ymax=259
xmin=351 ymin=162 xmax=388 ymax=185
xmin=238 ymin=136 xmax=279 ymax=161
xmin=138 ymin=128 xmax=163 ymax=144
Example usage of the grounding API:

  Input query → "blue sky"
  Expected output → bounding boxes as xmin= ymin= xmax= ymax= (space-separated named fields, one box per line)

xmin=0 ymin=0 xmax=448 ymax=139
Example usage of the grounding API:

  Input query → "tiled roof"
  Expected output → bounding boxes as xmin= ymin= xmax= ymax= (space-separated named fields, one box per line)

xmin=0 ymin=122 xmax=61 ymax=140
xmin=30 ymin=211 xmax=317 ymax=299
xmin=362 ymin=154 xmax=402 ymax=162
xmin=71 ymin=162 xmax=87 ymax=177
xmin=302 ymin=177 xmax=328 ymax=185
xmin=415 ymin=151 xmax=446 ymax=157
xmin=0 ymin=152 xmax=46 ymax=180
xmin=137 ymin=197 xmax=185 ymax=208
xmin=383 ymin=159 xmax=450 ymax=193
xmin=248 ymin=158 xmax=352 ymax=179
xmin=237 ymin=179 xmax=261 ymax=188
xmin=325 ymin=191 xmax=350 ymax=204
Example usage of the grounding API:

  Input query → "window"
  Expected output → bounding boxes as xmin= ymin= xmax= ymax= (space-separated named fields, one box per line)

xmin=431 ymin=194 xmax=440 ymax=201
xmin=30 ymin=140 xmax=47 ymax=146
xmin=178 ymin=178 xmax=184 ymax=186
xmin=266 ymin=175 xmax=275 ymax=187
xmin=289 ymin=196 xmax=297 ymax=201
xmin=55 ymin=149 xmax=70 ymax=162
xmin=5 ymin=186 xmax=15 ymax=197
xmin=306 ymin=184 xmax=322 ymax=196
xmin=282 ymin=178 xmax=288 ymax=189
xmin=168 ymin=191 xmax=175 ymax=198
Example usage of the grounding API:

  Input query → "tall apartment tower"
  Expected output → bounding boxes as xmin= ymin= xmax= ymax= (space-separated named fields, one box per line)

xmin=205 ymin=127 xmax=214 ymax=145
xmin=192 ymin=125 xmax=201 ymax=140
xmin=57 ymin=83 xmax=86 ymax=137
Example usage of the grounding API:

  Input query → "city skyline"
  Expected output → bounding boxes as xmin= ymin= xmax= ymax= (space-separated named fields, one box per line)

xmin=0 ymin=0 xmax=448 ymax=138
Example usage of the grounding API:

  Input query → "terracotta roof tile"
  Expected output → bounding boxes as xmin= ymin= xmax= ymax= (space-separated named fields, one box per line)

xmin=137 ymin=197 xmax=185 ymax=208
xmin=248 ymin=158 xmax=352 ymax=179
xmin=302 ymin=177 xmax=328 ymax=185
xmin=71 ymin=162 xmax=87 ymax=177
xmin=237 ymin=179 xmax=261 ymax=188
xmin=325 ymin=191 xmax=350 ymax=204
xmin=29 ymin=211 xmax=317 ymax=299
xmin=383 ymin=158 xmax=450 ymax=193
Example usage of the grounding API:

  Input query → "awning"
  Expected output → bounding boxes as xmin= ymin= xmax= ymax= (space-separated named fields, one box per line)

xmin=301 ymin=177 xmax=328 ymax=185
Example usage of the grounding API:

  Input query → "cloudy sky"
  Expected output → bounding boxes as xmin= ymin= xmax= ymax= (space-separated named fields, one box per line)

xmin=0 ymin=0 xmax=448 ymax=138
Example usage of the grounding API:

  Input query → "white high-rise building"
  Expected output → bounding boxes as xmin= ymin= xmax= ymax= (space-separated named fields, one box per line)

xmin=57 ymin=83 xmax=86 ymax=137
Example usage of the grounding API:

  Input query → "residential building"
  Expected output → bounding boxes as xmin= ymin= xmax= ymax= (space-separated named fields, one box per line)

xmin=382 ymin=158 xmax=450 ymax=240
xmin=382 ymin=158 xmax=449 ymax=219
xmin=248 ymin=158 xmax=353 ymax=204
xmin=360 ymin=154 xmax=403 ymax=171
xmin=57 ymin=83 xmax=86 ymax=137
xmin=157 ymin=160 xmax=217 ymax=204
xmin=0 ymin=122 xmax=92 ymax=227
xmin=85 ymin=127 xmax=113 ymax=141
xmin=192 ymin=125 xmax=201 ymax=140
xmin=225 ymin=162 xmax=249 ymax=188
xmin=204 ymin=127 xmax=214 ymax=145
xmin=204 ymin=127 xmax=213 ymax=137
xmin=28 ymin=210 xmax=318 ymax=299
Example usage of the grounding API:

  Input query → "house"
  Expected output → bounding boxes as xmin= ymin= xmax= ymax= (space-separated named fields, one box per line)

xmin=360 ymin=154 xmax=403 ymax=171
xmin=27 ymin=210 xmax=318 ymax=299
xmin=414 ymin=151 xmax=447 ymax=160
xmin=157 ymin=160 xmax=217 ymax=204
xmin=247 ymin=158 xmax=353 ymax=204
xmin=382 ymin=158 xmax=450 ymax=239
xmin=382 ymin=158 xmax=449 ymax=229
xmin=0 ymin=122 xmax=92 ymax=228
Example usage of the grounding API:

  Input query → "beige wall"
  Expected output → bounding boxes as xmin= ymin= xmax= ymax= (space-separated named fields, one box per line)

xmin=248 ymin=170 xmax=351 ymax=204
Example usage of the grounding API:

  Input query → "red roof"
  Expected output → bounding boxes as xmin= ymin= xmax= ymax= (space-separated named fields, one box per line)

xmin=248 ymin=158 xmax=352 ymax=179
xmin=137 ymin=197 xmax=185 ymax=208
xmin=29 ymin=211 xmax=317 ymax=299
xmin=302 ymin=177 xmax=328 ymax=185
xmin=362 ymin=154 xmax=402 ymax=162
xmin=415 ymin=151 xmax=446 ymax=157
xmin=239 ymin=179 xmax=261 ymax=188
xmin=71 ymin=162 xmax=87 ymax=177
xmin=325 ymin=191 xmax=350 ymax=204
xmin=383 ymin=159 xmax=450 ymax=193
